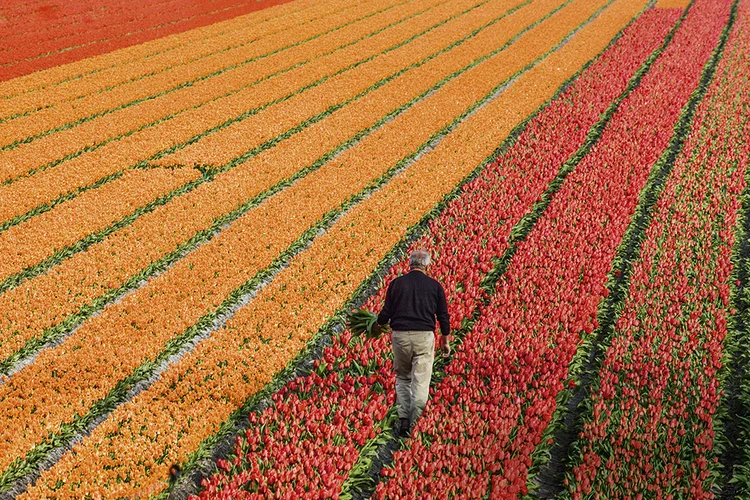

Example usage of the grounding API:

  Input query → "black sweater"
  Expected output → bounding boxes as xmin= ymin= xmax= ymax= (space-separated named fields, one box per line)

xmin=377 ymin=270 xmax=450 ymax=335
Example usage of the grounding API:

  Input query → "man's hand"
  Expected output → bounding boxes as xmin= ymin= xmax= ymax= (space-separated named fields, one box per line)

xmin=370 ymin=322 xmax=384 ymax=338
xmin=440 ymin=335 xmax=451 ymax=356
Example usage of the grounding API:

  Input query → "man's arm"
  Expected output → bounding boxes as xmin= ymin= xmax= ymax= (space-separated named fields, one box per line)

xmin=436 ymin=283 xmax=451 ymax=355
xmin=377 ymin=281 xmax=395 ymax=326
xmin=436 ymin=283 xmax=450 ymax=336
xmin=371 ymin=281 xmax=395 ymax=337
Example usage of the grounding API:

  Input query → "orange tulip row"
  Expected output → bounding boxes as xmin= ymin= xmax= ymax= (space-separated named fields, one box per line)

xmin=19 ymin=1 xmax=647 ymax=496
xmin=0 ymin=168 xmax=200 ymax=284
xmin=0 ymin=0 xmax=525 ymax=371
xmin=0 ymin=0 xmax=583 ymax=477
xmin=0 ymin=0 xmax=412 ymax=181
xmin=0 ymin=0 xmax=351 ymax=120
xmin=0 ymin=0 xmax=327 ymax=103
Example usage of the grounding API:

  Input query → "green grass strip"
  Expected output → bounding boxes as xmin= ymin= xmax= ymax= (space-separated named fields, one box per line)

xmin=0 ymin=0 xmax=532 ymax=375
xmin=0 ymin=1 xmax=573 ymax=490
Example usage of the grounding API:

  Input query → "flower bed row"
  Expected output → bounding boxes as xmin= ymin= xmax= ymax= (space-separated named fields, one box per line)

xmin=0 ymin=0 xmax=593 ymax=492
xmin=15 ymin=1 xmax=638 ymax=496
xmin=0 ymin=0 xmax=337 ymax=116
xmin=189 ymin=6 xmax=673 ymax=498
xmin=567 ymin=1 xmax=749 ymax=496
xmin=0 ymin=0 xmax=299 ymax=82
xmin=0 ymin=0 xmax=535 ymax=384
xmin=374 ymin=0 xmax=732 ymax=496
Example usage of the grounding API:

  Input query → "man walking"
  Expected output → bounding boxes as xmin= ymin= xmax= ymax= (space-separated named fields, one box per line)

xmin=375 ymin=250 xmax=450 ymax=438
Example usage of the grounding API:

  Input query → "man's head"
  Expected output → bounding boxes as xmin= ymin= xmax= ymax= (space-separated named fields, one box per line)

xmin=409 ymin=250 xmax=431 ymax=270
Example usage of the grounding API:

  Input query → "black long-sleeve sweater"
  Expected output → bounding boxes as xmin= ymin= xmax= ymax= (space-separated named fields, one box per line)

xmin=377 ymin=270 xmax=450 ymax=335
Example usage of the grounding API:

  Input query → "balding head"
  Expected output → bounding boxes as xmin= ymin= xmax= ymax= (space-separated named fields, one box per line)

xmin=409 ymin=250 xmax=431 ymax=270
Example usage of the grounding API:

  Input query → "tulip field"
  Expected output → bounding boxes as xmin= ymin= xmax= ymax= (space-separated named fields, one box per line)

xmin=1 ymin=0 xmax=750 ymax=497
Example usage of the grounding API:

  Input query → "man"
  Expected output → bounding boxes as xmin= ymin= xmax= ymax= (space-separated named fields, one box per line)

xmin=375 ymin=249 xmax=450 ymax=438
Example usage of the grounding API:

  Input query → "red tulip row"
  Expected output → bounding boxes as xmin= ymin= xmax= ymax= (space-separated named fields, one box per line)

xmin=0 ymin=0 xmax=179 ymax=48
xmin=567 ymin=0 xmax=750 ymax=496
xmin=0 ymin=0 xmax=297 ymax=82
xmin=375 ymin=0 xmax=732 ymax=496
xmin=189 ymin=8 xmax=675 ymax=498
xmin=714 ymin=4 xmax=750 ymax=494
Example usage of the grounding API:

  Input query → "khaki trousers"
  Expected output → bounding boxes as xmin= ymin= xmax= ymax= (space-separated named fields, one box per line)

xmin=391 ymin=330 xmax=435 ymax=422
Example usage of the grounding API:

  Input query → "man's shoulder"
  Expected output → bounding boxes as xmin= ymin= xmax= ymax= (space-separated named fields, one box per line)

xmin=390 ymin=273 xmax=408 ymax=284
xmin=386 ymin=273 xmax=408 ymax=291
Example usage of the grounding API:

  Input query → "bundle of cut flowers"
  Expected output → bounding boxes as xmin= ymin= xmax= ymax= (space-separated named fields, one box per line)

xmin=347 ymin=309 xmax=389 ymax=339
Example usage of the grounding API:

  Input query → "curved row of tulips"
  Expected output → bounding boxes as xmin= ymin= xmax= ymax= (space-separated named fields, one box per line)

xmin=13 ymin=1 xmax=644 ymax=496
xmin=375 ymin=0 xmax=733 ymax=496
xmin=186 ymin=6 xmax=670 ymax=497
xmin=0 ymin=0 xmax=298 ymax=82
xmin=1 ymin=0 xmax=609 ymax=494
xmin=0 ymin=0 xmax=523 ymax=376
xmin=565 ymin=0 xmax=749 ymax=497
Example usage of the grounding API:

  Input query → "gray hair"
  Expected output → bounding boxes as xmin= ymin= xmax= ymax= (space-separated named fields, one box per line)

xmin=409 ymin=250 xmax=431 ymax=269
